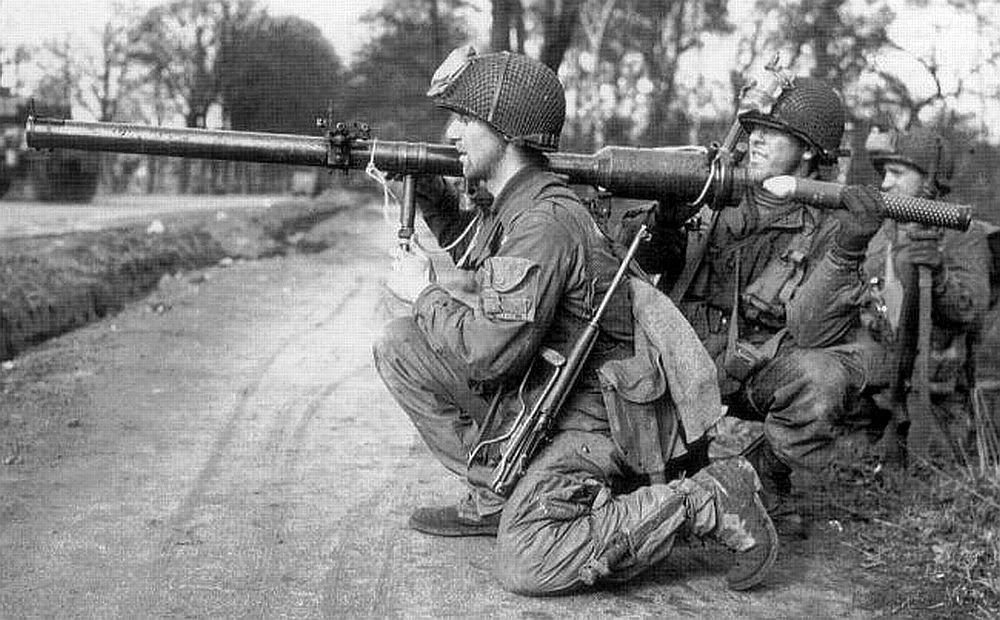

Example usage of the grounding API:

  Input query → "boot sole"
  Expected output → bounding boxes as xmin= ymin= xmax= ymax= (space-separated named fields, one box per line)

xmin=407 ymin=515 xmax=499 ymax=538
xmin=726 ymin=494 xmax=779 ymax=591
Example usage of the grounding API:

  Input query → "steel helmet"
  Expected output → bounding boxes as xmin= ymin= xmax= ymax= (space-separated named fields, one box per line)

xmin=865 ymin=126 xmax=954 ymax=196
xmin=739 ymin=77 xmax=846 ymax=164
xmin=427 ymin=46 xmax=565 ymax=152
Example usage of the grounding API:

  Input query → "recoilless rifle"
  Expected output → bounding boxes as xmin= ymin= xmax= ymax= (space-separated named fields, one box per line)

xmin=25 ymin=115 xmax=972 ymax=244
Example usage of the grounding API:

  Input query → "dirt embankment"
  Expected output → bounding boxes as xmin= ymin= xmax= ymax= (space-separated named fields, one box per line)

xmin=0 ymin=191 xmax=371 ymax=361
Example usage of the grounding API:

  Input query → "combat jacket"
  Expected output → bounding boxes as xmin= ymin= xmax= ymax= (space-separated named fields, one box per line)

xmin=413 ymin=166 xmax=634 ymax=430
xmin=861 ymin=220 xmax=991 ymax=387
xmin=643 ymin=188 xmax=866 ymax=369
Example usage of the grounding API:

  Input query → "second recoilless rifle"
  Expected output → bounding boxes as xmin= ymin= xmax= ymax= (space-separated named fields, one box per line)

xmin=25 ymin=115 xmax=973 ymax=233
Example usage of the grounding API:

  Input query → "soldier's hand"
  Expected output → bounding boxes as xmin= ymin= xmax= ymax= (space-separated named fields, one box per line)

xmin=383 ymin=174 xmax=456 ymax=214
xmin=901 ymin=226 xmax=944 ymax=271
xmin=413 ymin=175 xmax=451 ymax=206
xmin=835 ymin=185 xmax=885 ymax=254
xmin=383 ymin=245 xmax=435 ymax=304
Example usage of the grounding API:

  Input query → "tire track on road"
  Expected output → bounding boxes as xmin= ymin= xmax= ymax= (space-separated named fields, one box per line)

xmin=142 ymin=270 xmax=375 ymax=614
xmin=158 ymin=275 xmax=364 ymax=542
xmin=248 ymin=361 xmax=372 ymax=619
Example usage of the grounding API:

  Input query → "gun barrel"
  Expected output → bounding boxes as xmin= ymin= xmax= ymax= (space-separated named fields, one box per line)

xmin=27 ymin=116 xmax=331 ymax=166
xmin=26 ymin=116 xmax=463 ymax=176
xmin=26 ymin=116 xmax=732 ymax=205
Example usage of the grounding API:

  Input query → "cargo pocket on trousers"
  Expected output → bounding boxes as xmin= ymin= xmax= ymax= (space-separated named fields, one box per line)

xmin=536 ymin=480 xmax=606 ymax=522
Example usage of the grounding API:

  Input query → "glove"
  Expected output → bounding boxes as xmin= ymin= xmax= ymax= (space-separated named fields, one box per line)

xmin=412 ymin=174 xmax=450 ymax=205
xmin=834 ymin=185 xmax=885 ymax=256
xmin=900 ymin=226 xmax=944 ymax=271
xmin=653 ymin=200 xmax=696 ymax=230
xmin=415 ymin=175 xmax=464 ymax=220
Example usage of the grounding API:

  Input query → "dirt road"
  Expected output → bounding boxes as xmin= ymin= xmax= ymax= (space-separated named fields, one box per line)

xmin=0 ymin=201 xmax=876 ymax=617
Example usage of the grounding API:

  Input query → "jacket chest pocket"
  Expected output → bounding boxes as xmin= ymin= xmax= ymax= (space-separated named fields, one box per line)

xmin=477 ymin=256 xmax=539 ymax=322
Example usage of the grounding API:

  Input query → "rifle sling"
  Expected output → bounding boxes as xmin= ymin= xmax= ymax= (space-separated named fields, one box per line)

xmin=669 ymin=206 xmax=719 ymax=302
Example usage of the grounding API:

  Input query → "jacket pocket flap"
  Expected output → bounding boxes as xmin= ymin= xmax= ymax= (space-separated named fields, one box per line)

xmin=481 ymin=256 xmax=537 ymax=293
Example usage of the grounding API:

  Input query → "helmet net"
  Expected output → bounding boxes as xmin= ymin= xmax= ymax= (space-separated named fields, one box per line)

xmin=433 ymin=52 xmax=565 ymax=151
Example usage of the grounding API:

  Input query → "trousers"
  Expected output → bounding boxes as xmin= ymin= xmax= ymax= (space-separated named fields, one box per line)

xmin=373 ymin=317 xmax=722 ymax=594
xmin=738 ymin=346 xmax=865 ymax=470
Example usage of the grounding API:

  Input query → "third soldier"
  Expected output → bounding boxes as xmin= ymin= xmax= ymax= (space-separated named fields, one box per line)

xmin=855 ymin=125 xmax=991 ymax=459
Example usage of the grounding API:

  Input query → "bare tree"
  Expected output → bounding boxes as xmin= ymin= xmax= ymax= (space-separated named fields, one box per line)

xmin=128 ymin=0 xmax=259 ymax=192
xmin=492 ymin=0 xmax=526 ymax=52
xmin=564 ymin=0 xmax=619 ymax=148
xmin=35 ymin=36 xmax=79 ymax=107
xmin=610 ymin=0 xmax=731 ymax=145
xmin=0 ymin=44 xmax=33 ymax=93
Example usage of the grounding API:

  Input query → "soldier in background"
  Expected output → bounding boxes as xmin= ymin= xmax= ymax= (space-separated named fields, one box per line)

xmin=637 ymin=77 xmax=885 ymax=537
xmin=855 ymin=126 xmax=991 ymax=456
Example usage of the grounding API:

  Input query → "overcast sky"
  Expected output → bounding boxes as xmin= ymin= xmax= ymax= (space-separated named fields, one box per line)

xmin=0 ymin=0 xmax=490 ymax=65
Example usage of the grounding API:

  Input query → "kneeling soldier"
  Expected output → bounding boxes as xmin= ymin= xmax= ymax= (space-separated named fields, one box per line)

xmin=373 ymin=47 xmax=778 ymax=594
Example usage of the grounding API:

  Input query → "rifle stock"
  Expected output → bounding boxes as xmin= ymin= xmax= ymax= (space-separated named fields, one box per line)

xmin=26 ymin=115 xmax=971 ymax=230
xmin=906 ymin=266 xmax=937 ymax=460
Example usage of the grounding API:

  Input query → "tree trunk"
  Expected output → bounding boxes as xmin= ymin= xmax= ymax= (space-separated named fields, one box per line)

xmin=491 ymin=0 xmax=517 ymax=52
xmin=538 ymin=0 xmax=585 ymax=71
xmin=428 ymin=0 xmax=444 ymax=64
xmin=811 ymin=0 xmax=843 ymax=88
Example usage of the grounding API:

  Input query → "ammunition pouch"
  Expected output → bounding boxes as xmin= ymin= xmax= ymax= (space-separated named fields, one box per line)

xmin=720 ymin=236 xmax=802 ymax=390
xmin=597 ymin=345 xmax=679 ymax=482
xmin=742 ymin=238 xmax=812 ymax=329
xmin=596 ymin=278 xmax=725 ymax=482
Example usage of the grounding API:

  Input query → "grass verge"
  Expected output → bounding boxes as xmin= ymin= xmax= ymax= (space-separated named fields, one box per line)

xmin=828 ymin=449 xmax=1000 ymax=618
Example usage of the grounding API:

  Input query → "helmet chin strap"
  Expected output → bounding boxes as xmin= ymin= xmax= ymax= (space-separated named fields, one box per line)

xmin=912 ymin=134 xmax=944 ymax=200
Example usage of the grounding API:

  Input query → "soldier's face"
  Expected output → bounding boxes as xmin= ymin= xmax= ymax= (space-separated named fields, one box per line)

xmin=880 ymin=162 xmax=925 ymax=197
xmin=747 ymin=126 xmax=812 ymax=178
xmin=445 ymin=114 xmax=506 ymax=184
